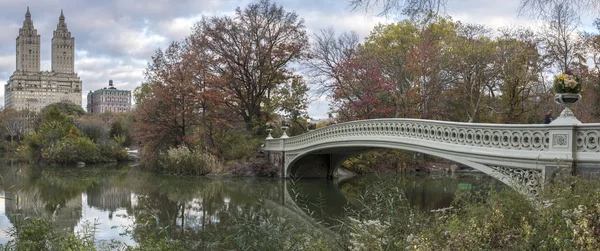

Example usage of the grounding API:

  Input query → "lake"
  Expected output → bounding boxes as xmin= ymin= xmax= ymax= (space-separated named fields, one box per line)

xmin=0 ymin=159 xmax=504 ymax=246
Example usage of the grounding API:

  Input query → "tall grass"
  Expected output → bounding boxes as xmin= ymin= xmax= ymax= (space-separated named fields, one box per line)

xmin=157 ymin=145 xmax=222 ymax=175
xmin=336 ymin=175 xmax=600 ymax=250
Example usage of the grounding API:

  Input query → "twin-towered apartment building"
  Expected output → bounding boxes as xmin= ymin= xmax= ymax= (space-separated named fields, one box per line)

xmin=4 ymin=7 xmax=131 ymax=114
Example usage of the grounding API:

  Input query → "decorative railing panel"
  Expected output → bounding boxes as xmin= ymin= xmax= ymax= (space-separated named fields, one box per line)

xmin=273 ymin=119 xmax=552 ymax=152
xmin=576 ymin=125 xmax=600 ymax=152
xmin=264 ymin=138 xmax=285 ymax=151
xmin=489 ymin=166 xmax=542 ymax=196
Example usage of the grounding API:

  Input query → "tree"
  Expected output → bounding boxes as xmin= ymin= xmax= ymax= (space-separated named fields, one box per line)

xmin=541 ymin=3 xmax=586 ymax=73
xmin=185 ymin=34 xmax=229 ymax=152
xmin=405 ymin=18 xmax=455 ymax=120
xmin=349 ymin=0 xmax=447 ymax=17
xmin=574 ymin=67 xmax=600 ymax=122
xmin=578 ymin=23 xmax=600 ymax=122
xmin=40 ymin=102 xmax=85 ymax=117
xmin=108 ymin=113 xmax=134 ymax=147
xmin=445 ymin=23 xmax=498 ymax=123
xmin=305 ymin=28 xmax=360 ymax=94
xmin=1 ymin=109 xmax=34 ymax=144
xmin=518 ymin=0 xmax=600 ymax=17
xmin=194 ymin=0 xmax=309 ymax=134
xmin=349 ymin=0 xmax=600 ymax=17
xmin=495 ymin=28 xmax=546 ymax=123
xmin=273 ymin=76 xmax=310 ymax=135
xmin=331 ymin=51 xmax=396 ymax=121
xmin=35 ymin=102 xmax=85 ymax=130
xmin=362 ymin=21 xmax=419 ymax=117
xmin=134 ymin=41 xmax=207 ymax=156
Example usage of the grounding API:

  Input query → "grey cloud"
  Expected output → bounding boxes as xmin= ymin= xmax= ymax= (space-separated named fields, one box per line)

xmin=0 ymin=55 xmax=15 ymax=73
xmin=1 ymin=0 xmax=554 ymax=117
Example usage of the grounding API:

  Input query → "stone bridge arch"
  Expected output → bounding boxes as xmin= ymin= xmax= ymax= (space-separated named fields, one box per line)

xmin=284 ymin=141 xmax=542 ymax=196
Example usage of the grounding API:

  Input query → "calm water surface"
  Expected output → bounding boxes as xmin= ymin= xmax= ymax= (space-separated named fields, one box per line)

xmin=0 ymin=159 xmax=504 ymax=245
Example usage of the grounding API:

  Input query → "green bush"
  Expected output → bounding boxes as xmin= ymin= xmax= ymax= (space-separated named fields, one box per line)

xmin=98 ymin=140 xmax=130 ymax=162
xmin=23 ymin=104 xmax=130 ymax=165
xmin=1 ymin=217 xmax=99 ymax=251
xmin=77 ymin=116 xmax=109 ymax=143
xmin=42 ymin=136 xmax=128 ymax=164
xmin=43 ymin=136 xmax=101 ymax=164
xmin=214 ymin=130 xmax=262 ymax=161
xmin=109 ymin=118 xmax=133 ymax=147
xmin=157 ymin=145 xmax=222 ymax=175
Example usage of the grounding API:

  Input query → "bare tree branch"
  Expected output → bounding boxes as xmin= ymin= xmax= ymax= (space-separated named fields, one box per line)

xmin=539 ymin=3 xmax=586 ymax=72
xmin=349 ymin=0 xmax=599 ymax=17
xmin=349 ymin=0 xmax=447 ymax=17
xmin=304 ymin=27 xmax=359 ymax=96
xmin=518 ymin=0 xmax=600 ymax=18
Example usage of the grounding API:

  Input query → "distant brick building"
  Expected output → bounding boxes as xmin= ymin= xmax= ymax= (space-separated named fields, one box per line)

xmin=86 ymin=80 xmax=132 ymax=113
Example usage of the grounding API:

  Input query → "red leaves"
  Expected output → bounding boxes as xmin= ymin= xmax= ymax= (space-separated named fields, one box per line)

xmin=331 ymin=54 xmax=396 ymax=121
xmin=134 ymin=41 xmax=228 ymax=155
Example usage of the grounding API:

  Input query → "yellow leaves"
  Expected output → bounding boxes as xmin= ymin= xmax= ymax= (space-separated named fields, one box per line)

xmin=557 ymin=73 xmax=568 ymax=81
xmin=494 ymin=209 xmax=503 ymax=218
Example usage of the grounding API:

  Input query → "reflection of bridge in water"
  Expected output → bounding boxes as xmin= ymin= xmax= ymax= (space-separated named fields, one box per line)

xmin=265 ymin=173 xmax=501 ymax=240
xmin=264 ymin=115 xmax=600 ymax=196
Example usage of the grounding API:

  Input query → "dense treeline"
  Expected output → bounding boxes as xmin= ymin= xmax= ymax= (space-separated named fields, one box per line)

xmin=314 ymin=17 xmax=600 ymax=123
xmin=134 ymin=0 xmax=600 ymax=173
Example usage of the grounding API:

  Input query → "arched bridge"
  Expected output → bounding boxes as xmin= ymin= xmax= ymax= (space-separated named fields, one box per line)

xmin=263 ymin=117 xmax=600 ymax=196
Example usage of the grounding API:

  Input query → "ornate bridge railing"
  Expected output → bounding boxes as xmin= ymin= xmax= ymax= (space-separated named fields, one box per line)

xmin=266 ymin=119 xmax=600 ymax=156
xmin=265 ymin=119 xmax=558 ymax=152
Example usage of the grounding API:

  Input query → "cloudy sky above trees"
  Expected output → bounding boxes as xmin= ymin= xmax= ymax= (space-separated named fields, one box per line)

xmin=0 ymin=0 xmax=596 ymax=118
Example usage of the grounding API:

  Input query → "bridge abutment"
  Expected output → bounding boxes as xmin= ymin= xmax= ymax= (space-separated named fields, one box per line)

xmin=267 ymin=151 xmax=285 ymax=178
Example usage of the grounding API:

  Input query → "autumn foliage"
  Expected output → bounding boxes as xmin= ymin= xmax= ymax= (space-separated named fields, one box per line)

xmin=331 ymin=54 xmax=396 ymax=121
xmin=133 ymin=0 xmax=309 ymax=168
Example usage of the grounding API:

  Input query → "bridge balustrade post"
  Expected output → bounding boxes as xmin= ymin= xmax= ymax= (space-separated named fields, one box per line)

xmin=547 ymin=121 xmax=580 ymax=179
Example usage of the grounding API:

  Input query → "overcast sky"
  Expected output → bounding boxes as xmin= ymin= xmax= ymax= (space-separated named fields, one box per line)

xmin=0 ymin=0 xmax=597 ymax=118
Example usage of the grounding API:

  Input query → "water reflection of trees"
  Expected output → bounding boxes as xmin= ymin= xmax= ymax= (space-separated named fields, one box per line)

xmin=126 ymin=175 xmax=285 ymax=244
xmin=0 ymin=161 xmax=289 ymax=245
xmin=2 ymin=163 xmax=88 ymax=233
xmin=0 ymin=160 xmax=503 ymax=248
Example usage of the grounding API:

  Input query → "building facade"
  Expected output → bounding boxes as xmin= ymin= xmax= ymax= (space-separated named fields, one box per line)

xmin=4 ymin=8 xmax=82 ymax=112
xmin=87 ymin=80 xmax=132 ymax=113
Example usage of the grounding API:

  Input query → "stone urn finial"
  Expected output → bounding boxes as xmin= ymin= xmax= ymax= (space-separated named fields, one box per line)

xmin=266 ymin=129 xmax=273 ymax=139
xmin=551 ymin=72 xmax=582 ymax=125
xmin=280 ymin=126 xmax=289 ymax=138
xmin=551 ymin=93 xmax=582 ymax=125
